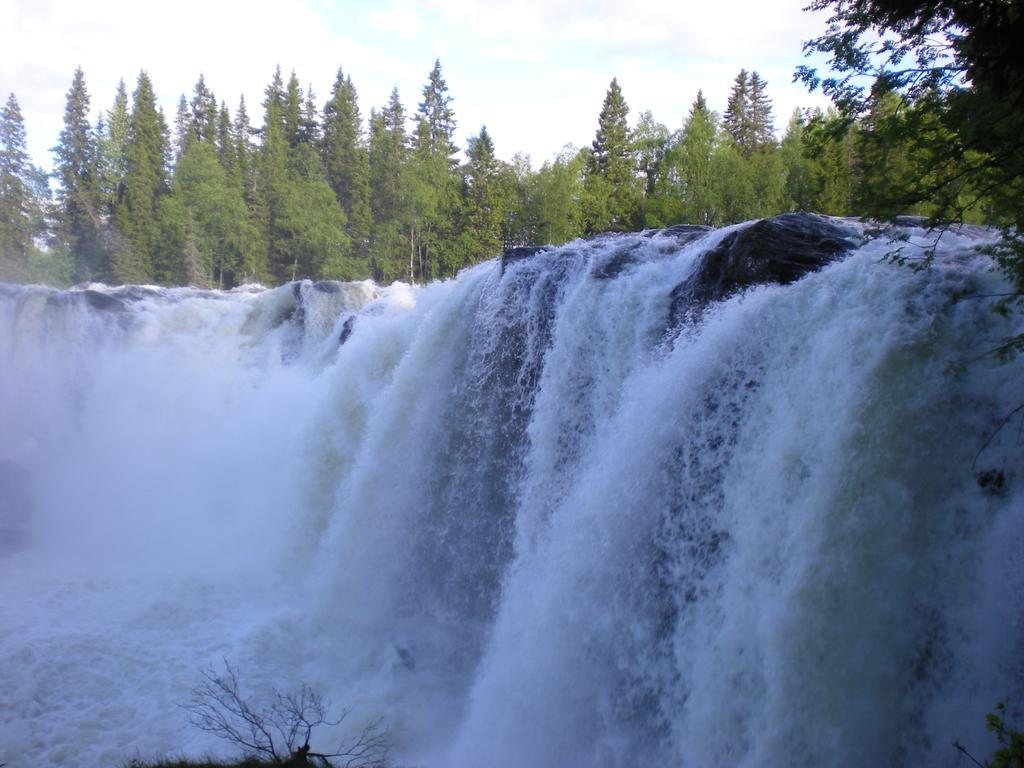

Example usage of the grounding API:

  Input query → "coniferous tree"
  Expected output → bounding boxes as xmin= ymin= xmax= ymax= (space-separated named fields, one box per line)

xmin=0 ymin=93 xmax=36 ymax=279
xmin=748 ymin=72 xmax=775 ymax=152
xmin=725 ymin=70 xmax=775 ymax=156
xmin=300 ymin=85 xmax=320 ymax=146
xmin=409 ymin=59 xmax=459 ymax=280
xmin=53 ymin=68 xmax=106 ymax=282
xmin=805 ymin=108 xmax=856 ymax=215
xmin=723 ymin=69 xmax=751 ymax=153
xmin=676 ymin=91 xmax=718 ymax=225
xmin=113 ymin=70 xmax=168 ymax=284
xmin=174 ymin=95 xmax=191 ymax=161
xmin=234 ymin=96 xmax=254 ymax=198
xmin=164 ymin=141 xmax=254 ymax=286
xmin=368 ymin=88 xmax=410 ymax=280
xmin=216 ymin=101 xmax=234 ymax=175
xmin=458 ymin=125 xmax=504 ymax=264
xmin=190 ymin=74 xmax=218 ymax=146
xmin=582 ymin=77 xmax=640 ymax=233
xmin=322 ymin=69 xmax=372 ymax=262
xmin=256 ymin=69 xmax=347 ymax=283
xmin=283 ymin=71 xmax=303 ymax=149
xmin=97 ymin=79 xmax=130 ymax=218
xmin=780 ymin=109 xmax=816 ymax=211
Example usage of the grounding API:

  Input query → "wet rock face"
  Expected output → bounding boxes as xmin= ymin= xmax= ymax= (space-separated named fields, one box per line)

xmin=669 ymin=212 xmax=858 ymax=327
xmin=501 ymin=246 xmax=549 ymax=274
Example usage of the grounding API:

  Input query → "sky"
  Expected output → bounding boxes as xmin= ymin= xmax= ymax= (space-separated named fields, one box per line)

xmin=0 ymin=0 xmax=835 ymax=173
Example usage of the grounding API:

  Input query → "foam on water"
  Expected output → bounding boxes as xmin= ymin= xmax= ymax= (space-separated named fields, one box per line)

xmin=1 ymin=219 xmax=1021 ymax=767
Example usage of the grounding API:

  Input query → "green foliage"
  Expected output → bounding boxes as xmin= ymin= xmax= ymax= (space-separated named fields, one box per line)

xmin=954 ymin=702 xmax=1024 ymax=768
xmin=322 ymin=69 xmax=372 ymax=262
xmin=168 ymin=142 xmax=255 ymax=286
xmin=19 ymin=27 xmax=1024 ymax=293
xmin=798 ymin=0 xmax=1024 ymax=357
xmin=53 ymin=68 xmax=107 ymax=282
xmin=583 ymin=78 xmax=641 ymax=233
xmin=113 ymin=70 xmax=170 ymax=285
xmin=0 ymin=93 xmax=39 ymax=280
xmin=459 ymin=125 xmax=505 ymax=264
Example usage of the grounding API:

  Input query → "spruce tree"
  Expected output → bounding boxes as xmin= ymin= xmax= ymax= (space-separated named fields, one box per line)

xmin=748 ymin=72 xmax=775 ymax=151
xmin=174 ymin=95 xmax=191 ymax=161
xmin=0 ymin=93 xmax=34 ymax=279
xmin=190 ymin=74 xmax=218 ymax=146
xmin=724 ymin=69 xmax=752 ymax=154
xmin=113 ymin=70 xmax=168 ymax=284
xmin=53 ymin=67 xmax=106 ymax=281
xmin=677 ymin=91 xmax=718 ymax=224
xmin=168 ymin=141 xmax=254 ymax=286
xmin=460 ymin=125 xmax=504 ymax=262
xmin=283 ymin=71 xmax=303 ymax=149
xmin=416 ymin=59 xmax=458 ymax=159
xmin=97 ymin=79 xmax=130 ymax=217
xmin=582 ymin=77 xmax=640 ymax=233
xmin=300 ymin=85 xmax=320 ymax=146
xmin=724 ymin=70 xmax=774 ymax=156
xmin=781 ymin=109 xmax=816 ymax=211
xmin=322 ymin=69 xmax=372 ymax=261
xmin=216 ymin=101 xmax=234 ymax=177
xmin=233 ymin=96 xmax=255 ymax=202
xmin=368 ymin=88 xmax=410 ymax=280
xmin=409 ymin=59 xmax=459 ymax=280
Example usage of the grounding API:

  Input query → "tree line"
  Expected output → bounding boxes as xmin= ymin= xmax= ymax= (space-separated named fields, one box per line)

xmin=0 ymin=60 xmax=998 ymax=288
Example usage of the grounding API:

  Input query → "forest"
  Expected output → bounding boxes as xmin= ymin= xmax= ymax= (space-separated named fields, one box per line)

xmin=0 ymin=19 xmax=1013 ymax=290
xmin=4 ymin=0 xmax=1019 ymax=294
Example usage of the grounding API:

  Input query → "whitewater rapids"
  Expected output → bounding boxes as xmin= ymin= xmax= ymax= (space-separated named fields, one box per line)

xmin=0 ymin=216 xmax=1021 ymax=767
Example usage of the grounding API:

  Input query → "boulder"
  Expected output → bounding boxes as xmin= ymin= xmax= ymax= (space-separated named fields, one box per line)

xmin=669 ymin=213 xmax=857 ymax=327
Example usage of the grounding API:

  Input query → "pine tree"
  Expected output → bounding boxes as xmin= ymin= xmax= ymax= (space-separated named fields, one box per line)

xmin=0 ymin=93 xmax=35 ymax=278
xmin=53 ymin=67 xmax=106 ymax=281
xmin=112 ymin=70 xmax=168 ymax=284
xmin=322 ymin=68 xmax=372 ymax=261
xmin=582 ymin=77 xmax=640 ymax=233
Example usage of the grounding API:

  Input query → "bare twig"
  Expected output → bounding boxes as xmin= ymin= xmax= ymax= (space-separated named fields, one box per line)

xmin=181 ymin=659 xmax=389 ymax=767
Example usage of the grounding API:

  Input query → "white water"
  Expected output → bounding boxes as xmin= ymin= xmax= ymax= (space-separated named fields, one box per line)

xmin=1 ymin=219 xmax=1022 ymax=767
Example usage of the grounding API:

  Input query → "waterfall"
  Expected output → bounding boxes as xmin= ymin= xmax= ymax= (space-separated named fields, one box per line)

xmin=1 ymin=215 xmax=1021 ymax=768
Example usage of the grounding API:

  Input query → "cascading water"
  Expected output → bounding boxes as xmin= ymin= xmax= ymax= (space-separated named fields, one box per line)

xmin=1 ymin=214 xmax=1021 ymax=768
